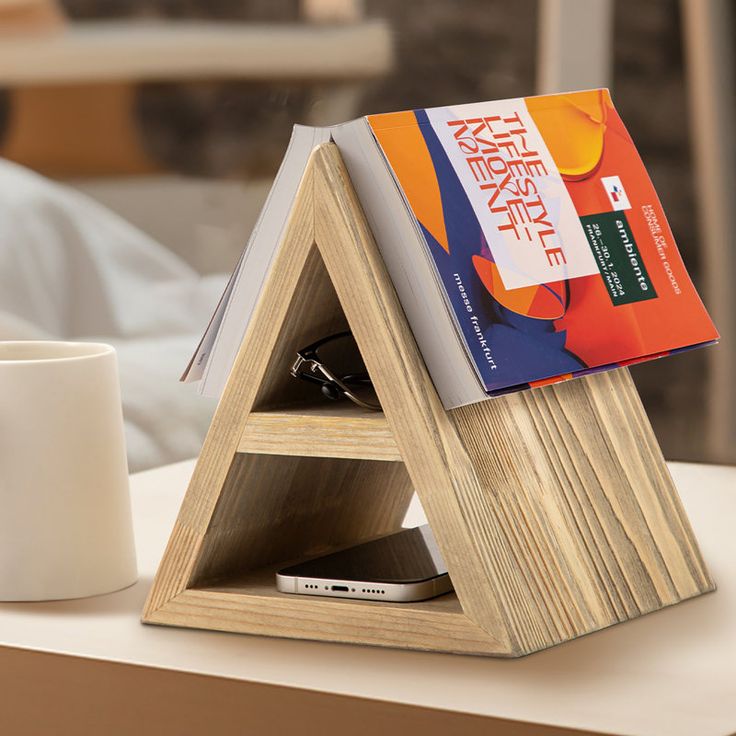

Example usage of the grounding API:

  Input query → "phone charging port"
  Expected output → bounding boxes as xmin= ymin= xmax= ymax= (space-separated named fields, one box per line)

xmin=331 ymin=585 xmax=349 ymax=592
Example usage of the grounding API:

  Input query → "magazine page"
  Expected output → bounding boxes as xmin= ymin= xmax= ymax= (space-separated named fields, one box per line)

xmin=368 ymin=89 xmax=718 ymax=395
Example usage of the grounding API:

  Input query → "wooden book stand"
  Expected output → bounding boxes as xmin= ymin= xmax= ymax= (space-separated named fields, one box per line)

xmin=143 ymin=143 xmax=714 ymax=657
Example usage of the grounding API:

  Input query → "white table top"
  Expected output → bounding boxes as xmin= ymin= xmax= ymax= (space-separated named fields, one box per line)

xmin=0 ymin=20 xmax=392 ymax=85
xmin=2 ymin=459 xmax=735 ymax=736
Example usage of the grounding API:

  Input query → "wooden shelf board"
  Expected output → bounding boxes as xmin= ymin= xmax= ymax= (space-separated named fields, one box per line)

xmin=238 ymin=404 xmax=401 ymax=461
xmin=200 ymin=565 xmax=462 ymax=613
xmin=0 ymin=20 xmax=393 ymax=85
xmin=148 ymin=566 xmax=504 ymax=656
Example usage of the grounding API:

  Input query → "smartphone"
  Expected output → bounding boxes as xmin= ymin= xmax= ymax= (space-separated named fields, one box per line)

xmin=276 ymin=525 xmax=452 ymax=602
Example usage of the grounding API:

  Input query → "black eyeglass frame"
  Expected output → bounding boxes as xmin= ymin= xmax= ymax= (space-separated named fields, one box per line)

xmin=290 ymin=331 xmax=381 ymax=411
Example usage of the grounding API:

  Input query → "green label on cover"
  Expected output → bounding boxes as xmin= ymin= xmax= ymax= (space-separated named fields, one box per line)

xmin=580 ymin=211 xmax=657 ymax=306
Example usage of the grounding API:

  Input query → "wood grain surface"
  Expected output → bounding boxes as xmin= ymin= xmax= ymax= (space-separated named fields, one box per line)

xmin=239 ymin=405 xmax=402 ymax=461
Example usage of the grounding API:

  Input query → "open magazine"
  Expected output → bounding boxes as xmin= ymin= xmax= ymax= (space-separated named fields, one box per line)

xmin=183 ymin=89 xmax=718 ymax=409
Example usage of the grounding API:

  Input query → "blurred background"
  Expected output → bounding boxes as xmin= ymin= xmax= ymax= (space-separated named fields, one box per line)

xmin=0 ymin=0 xmax=733 ymax=471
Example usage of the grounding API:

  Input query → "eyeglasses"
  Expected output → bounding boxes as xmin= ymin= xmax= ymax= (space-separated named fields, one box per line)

xmin=290 ymin=331 xmax=381 ymax=411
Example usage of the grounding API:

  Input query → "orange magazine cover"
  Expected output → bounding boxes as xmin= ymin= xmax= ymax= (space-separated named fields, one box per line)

xmin=367 ymin=89 xmax=718 ymax=394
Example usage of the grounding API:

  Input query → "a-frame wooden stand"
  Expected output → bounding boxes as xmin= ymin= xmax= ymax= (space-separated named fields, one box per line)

xmin=143 ymin=143 xmax=715 ymax=657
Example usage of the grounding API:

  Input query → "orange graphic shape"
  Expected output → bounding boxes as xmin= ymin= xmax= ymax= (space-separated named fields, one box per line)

xmin=526 ymin=89 xmax=610 ymax=181
xmin=368 ymin=111 xmax=449 ymax=252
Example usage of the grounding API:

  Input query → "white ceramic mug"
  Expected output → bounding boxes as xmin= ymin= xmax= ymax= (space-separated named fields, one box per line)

xmin=0 ymin=341 xmax=137 ymax=601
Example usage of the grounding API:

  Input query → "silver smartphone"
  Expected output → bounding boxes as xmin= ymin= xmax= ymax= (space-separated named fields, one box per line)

xmin=276 ymin=525 xmax=452 ymax=603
